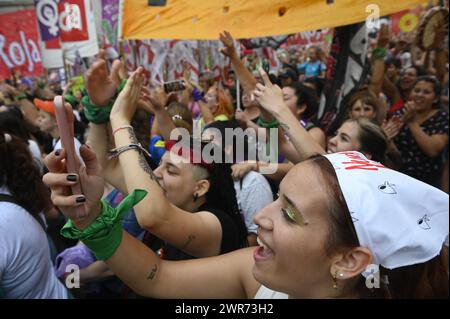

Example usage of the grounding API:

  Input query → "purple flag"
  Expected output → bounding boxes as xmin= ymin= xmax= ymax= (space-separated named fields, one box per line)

xmin=101 ymin=0 xmax=119 ymax=47
xmin=35 ymin=0 xmax=60 ymax=42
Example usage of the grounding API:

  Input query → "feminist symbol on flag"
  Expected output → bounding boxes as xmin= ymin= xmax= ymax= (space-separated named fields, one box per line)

xmin=36 ymin=0 xmax=59 ymax=38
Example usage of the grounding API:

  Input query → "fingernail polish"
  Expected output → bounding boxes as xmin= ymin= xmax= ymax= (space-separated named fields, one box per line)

xmin=76 ymin=196 xmax=86 ymax=203
xmin=55 ymin=149 xmax=61 ymax=156
xmin=67 ymin=174 xmax=77 ymax=182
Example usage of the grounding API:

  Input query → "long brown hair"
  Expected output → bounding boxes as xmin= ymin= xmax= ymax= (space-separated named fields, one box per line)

xmin=0 ymin=131 xmax=51 ymax=217
xmin=309 ymin=155 xmax=449 ymax=299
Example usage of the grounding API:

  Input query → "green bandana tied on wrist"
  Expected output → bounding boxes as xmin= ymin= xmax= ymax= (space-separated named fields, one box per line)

xmin=372 ymin=47 xmax=388 ymax=60
xmin=60 ymin=189 xmax=147 ymax=260
xmin=82 ymin=79 xmax=128 ymax=124
xmin=257 ymin=117 xmax=280 ymax=128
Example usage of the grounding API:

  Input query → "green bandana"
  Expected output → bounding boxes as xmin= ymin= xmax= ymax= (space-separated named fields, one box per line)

xmin=61 ymin=189 xmax=147 ymax=260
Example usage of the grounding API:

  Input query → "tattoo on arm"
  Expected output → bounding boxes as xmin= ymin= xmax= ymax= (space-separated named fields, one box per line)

xmin=125 ymin=127 xmax=162 ymax=187
xmin=126 ymin=127 xmax=139 ymax=144
xmin=147 ymin=264 xmax=158 ymax=280
xmin=182 ymin=235 xmax=196 ymax=250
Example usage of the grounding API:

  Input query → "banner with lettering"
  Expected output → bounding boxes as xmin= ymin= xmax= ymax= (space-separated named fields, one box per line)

xmin=59 ymin=0 xmax=99 ymax=60
xmin=35 ymin=0 xmax=64 ymax=69
xmin=0 ymin=9 xmax=43 ymax=80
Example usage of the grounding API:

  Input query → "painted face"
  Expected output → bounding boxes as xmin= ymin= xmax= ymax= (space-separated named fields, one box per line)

xmin=350 ymin=100 xmax=376 ymax=120
xmin=409 ymin=81 xmax=437 ymax=113
xmin=327 ymin=121 xmax=361 ymax=154
xmin=252 ymin=162 xmax=334 ymax=297
xmin=153 ymin=152 xmax=208 ymax=210
xmin=399 ymin=67 xmax=418 ymax=91
xmin=35 ymin=110 xmax=56 ymax=133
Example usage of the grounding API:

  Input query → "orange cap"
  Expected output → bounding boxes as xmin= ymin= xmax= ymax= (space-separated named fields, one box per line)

xmin=34 ymin=98 xmax=55 ymax=115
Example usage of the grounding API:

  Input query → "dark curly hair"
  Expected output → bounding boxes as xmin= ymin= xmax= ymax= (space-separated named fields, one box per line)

xmin=286 ymin=82 xmax=320 ymax=123
xmin=0 ymin=131 xmax=51 ymax=217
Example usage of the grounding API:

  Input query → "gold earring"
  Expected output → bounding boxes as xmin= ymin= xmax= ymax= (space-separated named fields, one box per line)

xmin=332 ymin=270 xmax=338 ymax=289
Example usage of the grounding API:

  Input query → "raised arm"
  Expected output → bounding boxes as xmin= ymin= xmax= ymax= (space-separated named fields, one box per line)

xmin=219 ymin=31 xmax=275 ymax=123
xmin=369 ymin=24 xmax=390 ymax=96
xmin=84 ymin=54 xmax=127 ymax=193
xmin=252 ymin=69 xmax=326 ymax=161
xmin=42 ymin=146 xmax=257 ymax=299
xmin=109 ymin=69 xmax=235 ymax=258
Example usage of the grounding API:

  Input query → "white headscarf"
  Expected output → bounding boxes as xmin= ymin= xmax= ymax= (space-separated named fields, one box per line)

xmin=324 ymin=151 xmax=449 ymax=269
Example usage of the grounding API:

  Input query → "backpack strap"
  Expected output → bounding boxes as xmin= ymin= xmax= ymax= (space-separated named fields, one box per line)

xmin=0 ymin=194 xmax=46 ymax=231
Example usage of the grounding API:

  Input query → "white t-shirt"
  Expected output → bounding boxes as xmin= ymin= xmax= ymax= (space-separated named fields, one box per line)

xmin=234 ymin=171 xmax=274 ymax=234
xmin=254 ymin=285 xmax=289 ymax=299
xmin=0 ymin=186 xmax=68 ymax=299
xmin=27 ymin=139 xmax=43 ymax=173
xmin=53 ymin=137 xmax=82 ymax=159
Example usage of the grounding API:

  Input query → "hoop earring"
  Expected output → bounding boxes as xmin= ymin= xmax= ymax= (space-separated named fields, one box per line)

xmin=193 ymin=193 xmax=199 ymax=202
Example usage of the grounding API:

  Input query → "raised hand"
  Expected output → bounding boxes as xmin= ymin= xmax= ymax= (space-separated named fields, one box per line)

xmin=381 ymin=116 xmax=403 ymax=142
xmin=42 ymin=146 xmax=105 ymax=229
xmin=147 ymin=85 xmax=168 ymax=112
xmin=377 ymin=23 xmax=391 ymax=48
xmin=86 ymin=49 xmax=122 ymax=106
xmin=402 ymin=101 xmax=417 ymax=124
xmin=110 ymin=67 xmax=145 ymax=126
xmin=219 ymin=31 xmax=238 ymax=59
xmin=252 ymin=68 xmax=286 ymax=116
xmin=137 ymin=86 xmax=156 ymax=114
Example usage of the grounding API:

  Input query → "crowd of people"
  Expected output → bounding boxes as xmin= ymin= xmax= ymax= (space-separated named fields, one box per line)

xmin=0 ymin=20 xmax=449 ymax=299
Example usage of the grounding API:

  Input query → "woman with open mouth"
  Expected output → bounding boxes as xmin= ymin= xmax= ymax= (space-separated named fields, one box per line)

xmin=42 ymin=70 xmax=448 ymax=299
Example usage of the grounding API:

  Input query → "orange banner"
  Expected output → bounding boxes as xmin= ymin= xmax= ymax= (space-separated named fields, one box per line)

xmin=122 ymin=0 xmax=429 ymax=40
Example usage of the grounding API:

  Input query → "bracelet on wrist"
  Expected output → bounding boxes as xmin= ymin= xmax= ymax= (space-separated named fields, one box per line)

xmin=82 ymin=79 xmax=128 ymax=124
xmin=112 ymin=125 xmax=133 ymax=136
xmin=108 ymin=143 xmax=151 ymax=160
xmin=372 ymin=47 xmax=388 ymax=60
xmin=257 ymin=117 xmax=280 ymax=128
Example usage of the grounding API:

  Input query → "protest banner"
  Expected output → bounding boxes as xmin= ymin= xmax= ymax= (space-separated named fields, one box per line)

xmin=0 ymin=10 xmax=43 ymax=80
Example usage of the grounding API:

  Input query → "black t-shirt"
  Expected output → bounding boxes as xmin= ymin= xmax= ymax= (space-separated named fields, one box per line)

xmin=394 ymin=110 xmax=449 ymax=187
xmin=145 ymin=203 xmax=243 ymax=261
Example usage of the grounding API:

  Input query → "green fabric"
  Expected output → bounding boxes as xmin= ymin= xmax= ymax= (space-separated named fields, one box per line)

xmin=16 ymin=93 xmax=28 ymax=101
xmin=257 ymin=117 xmax=279 ymax=128
xmin=82 ymin=95 xmax=114 ymax=124
xmin=60 ymin=189 xmax=147 ymax=260
xmin=372 ymin=47 xmax=388 ymax=59
xmin=64 ymin=94 xmax=78 ymax=108
xmin=82 ymin=79 xmax=128 ymax=124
